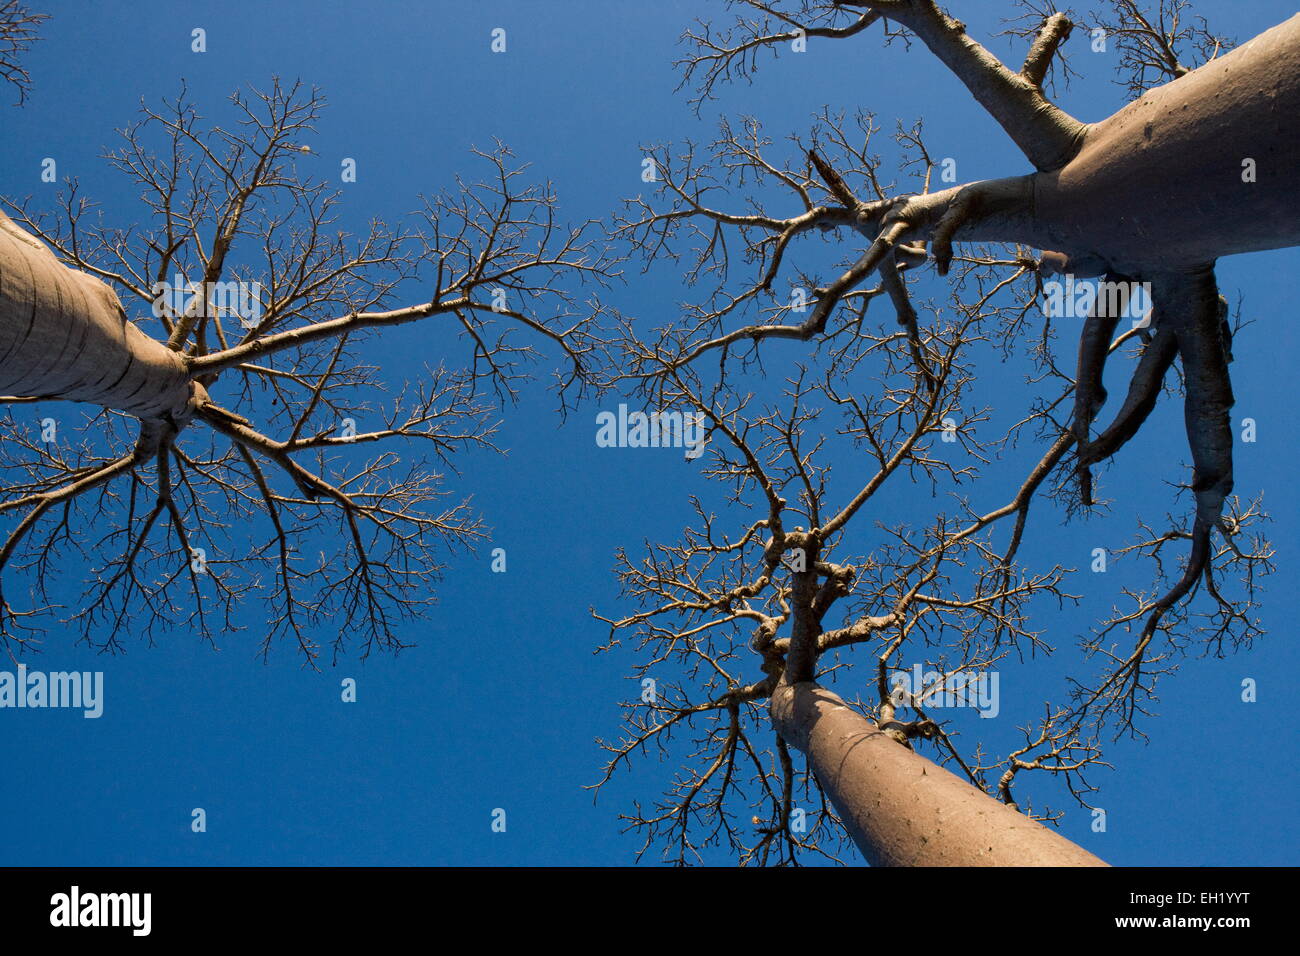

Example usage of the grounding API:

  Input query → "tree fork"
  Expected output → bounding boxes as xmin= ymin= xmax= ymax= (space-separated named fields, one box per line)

xmin=1028 ymin=12 xmax=1300 ymax=268
xmin=847 ymin=13 xmax=1300 ymax=274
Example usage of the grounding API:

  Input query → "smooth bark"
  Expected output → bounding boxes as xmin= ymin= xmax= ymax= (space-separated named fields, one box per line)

xmin=0 ymin=210 xmax=192 ymax=419
xmin=1032 ymin=12 xmax=1300 ymax=268
xmin=771 ymin=682 xmax=1109 ymax=866
xmin=886 ymin=13 xmax=1300 ymax=274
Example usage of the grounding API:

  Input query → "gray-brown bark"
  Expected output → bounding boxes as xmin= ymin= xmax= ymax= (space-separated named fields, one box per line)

xmin=0 ymin=210 xmax=194 ymax=419
xmin=857 ymin=12 xmax=1300 ymax=272
xmin=771 ymin=683 xmax=1108 ymax=866
xmin=1031 ymin=11 xmax=1300 ymax=268
xmin=862 ymin=0 xmax=1089 ymax=172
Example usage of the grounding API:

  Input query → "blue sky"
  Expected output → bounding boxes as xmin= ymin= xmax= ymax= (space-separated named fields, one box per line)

xmin=0 ymin=0 xmax=1296 ymax=866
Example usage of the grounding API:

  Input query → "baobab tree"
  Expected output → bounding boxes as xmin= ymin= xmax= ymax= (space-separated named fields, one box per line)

xmin=593 ymin=0 xmax=1286 ymax=865
xmin=0 ymin=75 xmax=617 ymax=662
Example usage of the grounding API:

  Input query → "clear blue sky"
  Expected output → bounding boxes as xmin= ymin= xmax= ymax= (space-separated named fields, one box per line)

xmin=0 ymin=0 xmax=1295 ymax=866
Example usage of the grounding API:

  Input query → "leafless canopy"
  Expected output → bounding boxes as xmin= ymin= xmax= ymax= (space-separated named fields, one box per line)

xmin=1 ymin=80 xmax=618 ymax=663
xmin=592 ymin=0 xmax=1272 ymax=865
xmin=0 ymin=0 xmax=45 ymax=104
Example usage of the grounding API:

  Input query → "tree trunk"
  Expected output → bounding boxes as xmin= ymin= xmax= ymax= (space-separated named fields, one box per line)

xmin=771 ymin=682 xmax=1108 ymax=866
xmin=1032 ymin=11 xmax=1300 ymax=268
xmin=0 ymin=210 xmax=192 ymax=419
xmin=910 ymin=13 xmax=1300 ymax=274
